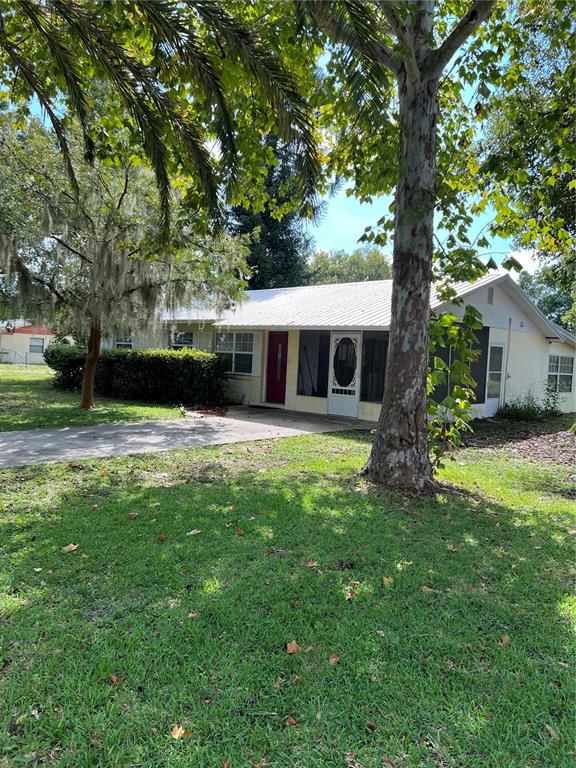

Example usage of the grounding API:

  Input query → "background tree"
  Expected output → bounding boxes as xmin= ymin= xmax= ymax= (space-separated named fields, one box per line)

xmin=228 ymin=136 xmax=312 ymax=289
xmin=518 ymin=272 xmax=574 ymax=330
xmin=0 ymin=0 xmax=319 ymax=232
xmin=0 ymin=116 xmax=248 ymax=409
xmin=308 ymin=246 xmax=392 ymax=284
xmin=481 ymin=0 xmax=575 ymax=327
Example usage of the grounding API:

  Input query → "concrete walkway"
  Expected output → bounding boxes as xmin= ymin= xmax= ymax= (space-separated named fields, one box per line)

xmin=0 ymin=407 xmax=365 ymax=468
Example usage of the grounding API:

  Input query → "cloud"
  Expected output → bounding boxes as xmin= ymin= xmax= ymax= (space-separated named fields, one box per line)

xmin=506 ymin=249 xmax=539 ymax=281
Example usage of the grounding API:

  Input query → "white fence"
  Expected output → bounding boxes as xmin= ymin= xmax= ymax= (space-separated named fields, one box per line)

xmin=0 ymin=348 xmax=44 ymax=365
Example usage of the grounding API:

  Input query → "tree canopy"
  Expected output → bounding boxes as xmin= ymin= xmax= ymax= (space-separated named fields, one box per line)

xmin=308 ymin=247 xmax=392 ymax=285
xmin=0 ymin=0 xmax=320 ymax=231
xmin=481 ymin=1 xmax=575 ymax=326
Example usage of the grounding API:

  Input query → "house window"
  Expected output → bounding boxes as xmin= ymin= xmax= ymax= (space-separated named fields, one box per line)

xmin=548 ymin=355 xmax=574 ymax=392
xmin=173 ymin=331 xmax=196 ymax=348
xmin=115 ymin=336 xmax=133 ymax=349
xmin=360 ymin=332 xmax=388 ymax=402
xmin=29 ymin=337 xmax=44 ymax=354
xmin=297 ymin=331 xmax=330 ymax=397
xmin=216 ymin=332 xmax=254 ymax=374
xmin=487 ymin=345 xmax=504 ymax=399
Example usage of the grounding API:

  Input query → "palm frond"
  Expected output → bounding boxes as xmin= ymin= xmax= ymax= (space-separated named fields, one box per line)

xmin=190 ymin=0 xmax=320 ymax=207
xmin=132 ymin=0 xmax=237 ymax=179
xmin=0 ymin=26 xmax=78 ymax=194
xmin=49 ymin=0 xmax=219 ymax=232
xmin=17 ymin=0 xmax=94 ymax=163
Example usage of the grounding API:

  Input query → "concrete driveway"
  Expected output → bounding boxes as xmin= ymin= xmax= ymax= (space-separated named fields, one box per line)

xmin=0 ymin=407 xmax=365 ymax=468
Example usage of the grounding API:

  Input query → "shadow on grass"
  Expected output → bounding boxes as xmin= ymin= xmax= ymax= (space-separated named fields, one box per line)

xmin=1 ymin=458 xmax=575 ymax=767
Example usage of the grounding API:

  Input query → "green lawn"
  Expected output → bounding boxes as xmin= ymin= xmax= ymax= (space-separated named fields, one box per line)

xmin=1 ymin=431 xmax=574 ymax=767
xmin=0 ymin=364 xmax=180 ymax=431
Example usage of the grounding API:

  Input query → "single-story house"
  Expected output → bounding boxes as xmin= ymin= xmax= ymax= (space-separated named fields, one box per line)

xmin=0 ymin=320 xmax=57 ymax=365
xmin=104 ymin=272 xmax=576 ymax=419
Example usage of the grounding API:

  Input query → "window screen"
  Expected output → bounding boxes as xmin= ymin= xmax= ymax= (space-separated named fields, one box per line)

xmin=297 ymin=331 xmax=330 ymax=397
xmin=360 ymin=332 xmax=388 ymax=403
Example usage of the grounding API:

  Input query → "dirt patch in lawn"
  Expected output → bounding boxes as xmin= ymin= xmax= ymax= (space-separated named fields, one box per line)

xmin=503 ymin=429 xmax=576 ymax=467
xmin=466 ymin=424 xmax=576 ymax=467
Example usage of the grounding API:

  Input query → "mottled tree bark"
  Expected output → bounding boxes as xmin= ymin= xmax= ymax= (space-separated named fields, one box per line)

xmin=362 ymin=5 xmax=438 ymax=492
xmin=79 ymin=319 xmax=101 ymax=410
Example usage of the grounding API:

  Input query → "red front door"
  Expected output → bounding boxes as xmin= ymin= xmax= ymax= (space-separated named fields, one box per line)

xmin=266 ymin=331 xmax=288 ymax=404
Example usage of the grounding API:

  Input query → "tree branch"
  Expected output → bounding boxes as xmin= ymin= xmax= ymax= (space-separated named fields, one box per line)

xmin=425 ymin=0 xmax=497 ymax=77
xmin=13 ymin=256 xmax=67 ymax=304
xmin=380 ymin=2 xmax=406 ymax=43
xmin=116 ymin=168 xmax=130 ymax=211
xmin=49 ymin=235 xmax=92 ymax=264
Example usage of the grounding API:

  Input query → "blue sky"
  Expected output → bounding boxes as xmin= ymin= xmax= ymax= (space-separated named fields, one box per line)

xmin=306 ymin=185 xmax=513 ymax=261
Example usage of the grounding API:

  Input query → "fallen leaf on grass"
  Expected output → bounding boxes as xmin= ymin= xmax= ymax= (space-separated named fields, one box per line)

xmin=158 ymin=535 xmax=167 ymax=543
xmin=285 ymin=715 xmax=298 ymax=727
xmin=127 ymin=512 xmax=139 ymax=520
xmin=108 ymin=674 xmax=123 ymax=685
xmin=544 ymin=724 xmax=559 ymax=740
xmin=188 ymin=611 xmax=200 ymax=620
xmin=222 ymin=762 xmax=230 ymax=768
xmin=99 ymin=471 xmax=109 ymax=478
xmin=272 ymin=676 xmax=283 ymax=689
xmin=61 ymin=543 xmax=78 ymax=553
xmin=171 ymin=724 xmax=191 ymax=739
xmin=421 ymin=585 xmax=433 ymax=593
xmin=187 ymin=529 xmax=201 ymax=536
xmin=68 ymin=463 xmax=84 ymax=471
xmin=499 ymin=635 xmax=510 ymax=646
xmin=328 ymin=653 xmax=340 ymax=666
xmin=382 ymin=576 xmax=394 ymax=587
xmin=446 ymin=543 xmax=455 ymax=551
xmin=568 ymin=529 xmax=576 ymax=536
xmin=90 ymin=505 xmax=98 ymax=513
xmin=306 ymin=560 xmax=319 ymax=568
xmin=366 ymin=721 xmax=377 ymax=731
xmin=234 ymin=529 xmax=245 ymax=537
xmin=345 ymin=580 xmax=360 ymax=601
xmin=286 ymin=640 xmax=301 ymax=654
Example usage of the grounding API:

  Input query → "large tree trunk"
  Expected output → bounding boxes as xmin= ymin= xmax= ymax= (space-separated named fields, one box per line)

xmin=362 ymin=68 xmax=439 ymax=492
xmin=79 ymin=320 xmax=101 ymax=410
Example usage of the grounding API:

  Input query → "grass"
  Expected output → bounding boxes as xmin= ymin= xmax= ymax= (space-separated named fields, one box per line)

xmin=0 ymin=365 xmax=180 ymax=431
xmin=1 ymin=430 xmax=574 ymax=767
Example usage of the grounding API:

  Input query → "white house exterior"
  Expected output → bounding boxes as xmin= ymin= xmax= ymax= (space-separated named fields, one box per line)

xmin=105 ymin=272 xmax=576 ymax=420
xmin=0 ymin=321 xmax=58 ymax=365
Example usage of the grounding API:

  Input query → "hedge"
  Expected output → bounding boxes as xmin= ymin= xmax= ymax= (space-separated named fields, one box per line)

xmin=44 ymin=343 xmax=228 ymax=405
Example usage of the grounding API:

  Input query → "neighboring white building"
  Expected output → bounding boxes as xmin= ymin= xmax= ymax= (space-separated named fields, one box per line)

xmin=0 ymin=320 xmax=58 ymax=365
xmin=104 ymin=272 xmax=576 ymax=420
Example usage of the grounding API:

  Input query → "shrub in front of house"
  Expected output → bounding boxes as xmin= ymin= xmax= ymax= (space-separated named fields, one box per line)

xmin=44 ymin=343 xmax=228 ymax=405
xmin=44 ymin=343 xmax=87 ymax=390
xmin=496 ymin=387 xmax=560 ymax=421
